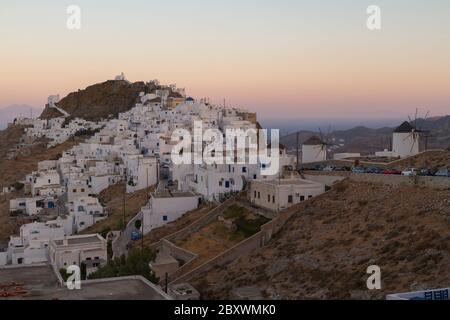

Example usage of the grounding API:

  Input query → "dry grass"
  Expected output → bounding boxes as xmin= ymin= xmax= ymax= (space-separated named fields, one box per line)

xmin=172 ymin=205 xmax=259 ymax=273
xmin=194 ymin=180 xmax=450 ymax=299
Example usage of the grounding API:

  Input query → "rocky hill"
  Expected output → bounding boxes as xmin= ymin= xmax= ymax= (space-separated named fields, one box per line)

xmin=193 ymin=179 xmax=450 ymax=299
xmin=39 ymin=79 xmax=182 ymax=121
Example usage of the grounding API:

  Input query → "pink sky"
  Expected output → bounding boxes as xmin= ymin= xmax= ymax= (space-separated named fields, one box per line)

xmin=1 ymin=1 xmax=449 ymax=119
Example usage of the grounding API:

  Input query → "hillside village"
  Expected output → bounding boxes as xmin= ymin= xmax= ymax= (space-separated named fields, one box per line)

xmin=0 ymin=75 xmax=449 ymax=300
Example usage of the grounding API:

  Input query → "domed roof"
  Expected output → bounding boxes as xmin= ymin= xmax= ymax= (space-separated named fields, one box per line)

xmin=303 ymin=136 xmax=323 ymax=145
xmin=394 ymin=121 xmax=417 ymax=133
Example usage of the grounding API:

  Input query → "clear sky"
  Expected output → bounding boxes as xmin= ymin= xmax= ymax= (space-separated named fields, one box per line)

xmin=1 ymin=0 xmax=449 ymax=121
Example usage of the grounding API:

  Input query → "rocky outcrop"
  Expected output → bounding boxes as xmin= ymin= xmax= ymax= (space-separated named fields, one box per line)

xmin=39 ymin=79 xmax=179 ymax=121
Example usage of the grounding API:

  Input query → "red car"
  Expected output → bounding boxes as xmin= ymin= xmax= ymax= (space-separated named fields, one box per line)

xmin=383 ymin=169 xmax=401 ymax=175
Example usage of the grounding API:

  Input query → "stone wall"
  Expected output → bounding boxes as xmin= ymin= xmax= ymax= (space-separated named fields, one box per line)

xmin=305 ymin=172 xmax=450 ymax=190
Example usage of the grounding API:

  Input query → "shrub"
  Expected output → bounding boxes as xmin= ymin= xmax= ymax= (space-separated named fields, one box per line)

xmin=88 ymin=248 xmax=158 ymax=283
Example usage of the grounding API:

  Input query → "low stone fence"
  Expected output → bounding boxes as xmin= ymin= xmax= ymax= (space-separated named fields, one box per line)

xmin=158 ymin=239 xmax=198 ymax=264
xmin=348 ymin=173 xmax=450 ymax=190
xmin=305 ymin=171 xmax=450 ymax=190
xmin=304 ymin=174 xmax=346 ymax=186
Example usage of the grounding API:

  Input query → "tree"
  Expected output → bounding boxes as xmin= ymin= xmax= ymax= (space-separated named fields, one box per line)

xmin=134 ymin=219 xmax=142 ymax=231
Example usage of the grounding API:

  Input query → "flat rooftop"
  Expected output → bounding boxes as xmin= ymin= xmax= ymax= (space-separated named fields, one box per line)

xmin=255 ymin=178 xmax=319 ymax=186
xmin=153 ymin=190 xmax=198 ymax=199
xmin=0 ymin=265 xmax=170 ymax=300
xmin=53 ymin=235 xmax=102 ymax=246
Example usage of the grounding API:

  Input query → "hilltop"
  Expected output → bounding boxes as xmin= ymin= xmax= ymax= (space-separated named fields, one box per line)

xmin=193 ymin=180 xmax=450 ymax=299
xmin=39 ymin=79 xmax=183 ymax=121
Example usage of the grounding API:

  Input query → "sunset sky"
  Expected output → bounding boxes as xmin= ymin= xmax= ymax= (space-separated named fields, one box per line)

xmin=1 ymin=0 xmax=449 ymax=122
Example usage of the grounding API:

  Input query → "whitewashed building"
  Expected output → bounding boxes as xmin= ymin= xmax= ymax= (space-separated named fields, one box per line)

xmin=249 ymin=178 xmax=325 ymax=212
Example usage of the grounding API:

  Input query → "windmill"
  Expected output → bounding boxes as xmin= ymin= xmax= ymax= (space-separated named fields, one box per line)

xmin=403 ymin=108 xmax=430 ymax=153
xmin=315 ymin=126 xmax=335 ymax=159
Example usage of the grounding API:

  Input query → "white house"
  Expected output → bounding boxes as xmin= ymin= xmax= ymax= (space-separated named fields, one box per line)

xmin=9 ymin=197 xmax=58 ymax=216
xmin=188 ymin=164 xmax=245 ymax=202
xmin=71 ymin=196 xmax=106 ymax=232
xmin=141 ymin=191 xmax=200 ymax=233
xmin=49 ymin=234 xmax=107 ymax=276
xmin=30 ymin=170 xmax=61 ymax=197
xmin=249 ymin=177 xmax=325 ymax=212
xmin=125 ymin=156 xmax=158 ymax=193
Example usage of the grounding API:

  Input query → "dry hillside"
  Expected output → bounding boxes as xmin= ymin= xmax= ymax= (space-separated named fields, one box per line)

xmin=391 ymin=150 xmax=450 ymax=169
xmin=193 ymin=180 xmax=450 ymax=299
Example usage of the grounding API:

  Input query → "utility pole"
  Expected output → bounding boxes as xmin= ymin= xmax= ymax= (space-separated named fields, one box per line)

xmin=123 ymin=172 xmax=126 ymax=231
xmin=165 ymin=272 xmax=169 ymax=293
xmin=142 ymin=167 xmax=148 ymax=250
xmin=296 ymin=131 xmax=300 ymax=171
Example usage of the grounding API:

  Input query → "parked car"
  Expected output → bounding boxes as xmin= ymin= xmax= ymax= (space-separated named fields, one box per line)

xmin=435 ymin=168 xmax=450 ymax=177
xmin=131 ymin=231 xmax=141 ymax=241
xmin=365 ymin=167 xmax=381 ymax=174
xmin=417 ymin=168 xmax=434 ymax=176
xmin=401 ymin=168 xmax=417 ymax=176
xmin=313 ymin=164 xmax=325 ymax=171
xmin=382 ymin=169 xmax=401 ymax=175
xmin=323 ymin=165 xmax=335 ymax=172
xmin=333 ymin=166 xmax=350 ymax=172
xmin=352 ymin=166 xmax=365 ymax=174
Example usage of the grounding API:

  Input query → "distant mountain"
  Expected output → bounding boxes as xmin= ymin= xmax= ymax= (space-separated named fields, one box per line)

xmin=0 ymin=105 xmax=43 ymax=129
xmin=40 ymin=79 xmax=183 ymax=121
xmin=281 ymin=115 xmax=450 ymax=155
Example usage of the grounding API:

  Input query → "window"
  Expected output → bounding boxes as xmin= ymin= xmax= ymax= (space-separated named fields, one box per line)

xmin=242 ymin=167 xmax=247 ymax=173
xmin=258 ymin=192 xmax=260 ymax=199
xmin=81 ymin=188 xmax=85 ymax=192
xmin=272 ymin=196 xmax=275 ymax=203
xmin=254 ymin=191 xmax=257 ymax=198
xmin=48 ymin=179 xmax=51 ymax=183
xmin=225 ymin=181 xmax=230 ymax=188
xmin=268 ymin=195 xmax=271 ymax=202
xmin=288 ymin=195 xmax=293 ymax=203
xmin=219 ymin=181 xmax=223 ymax=187
xmin=163 ymin=215 xmax=168 ymax=221
xmin=308 ymin=195 xmax=313 ymax=199
xmin=300 ymin=196 xmax=305 ymax=201
xmin=73 ymin=189 xmax=77 ymax=193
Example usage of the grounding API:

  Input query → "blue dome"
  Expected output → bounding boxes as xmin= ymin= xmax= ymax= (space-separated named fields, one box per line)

xmin=186 ymin=97 xmax=194 ymax=101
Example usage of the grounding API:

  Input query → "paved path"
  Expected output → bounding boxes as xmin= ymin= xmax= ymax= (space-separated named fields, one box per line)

xmin=112 ymin=211 xmax=142 ymax=259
